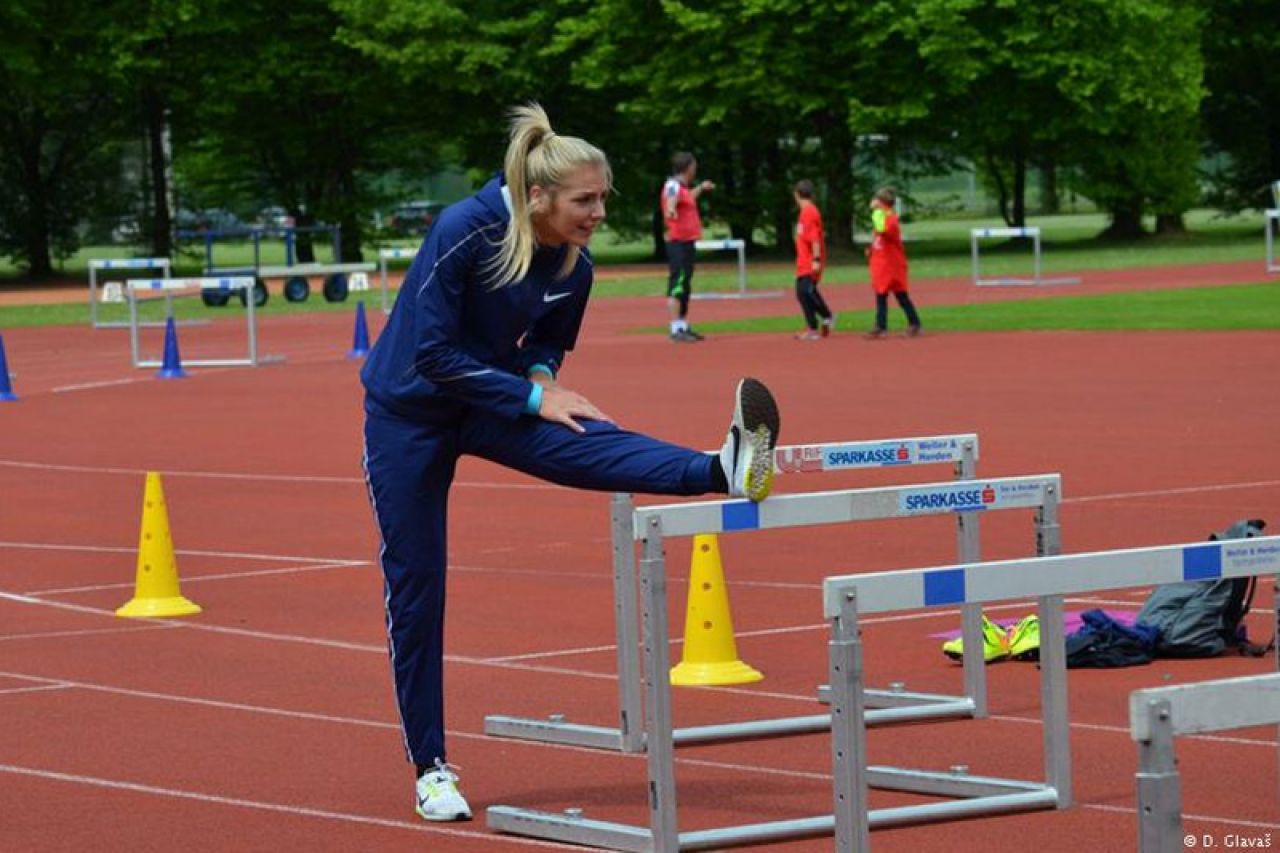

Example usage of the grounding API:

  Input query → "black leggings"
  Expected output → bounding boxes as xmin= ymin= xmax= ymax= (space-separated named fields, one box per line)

xmin=874 ymin=291 xmax=921 ymax=331
xmin=794 ymin=276 xmax=832 ymax=329
xmin=665 ymin=240 xmax=696 ymax=317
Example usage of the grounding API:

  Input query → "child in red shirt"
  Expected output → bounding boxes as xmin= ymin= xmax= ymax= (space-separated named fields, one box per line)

xmin=792 ymin=180 xmax=834 ymax=340
xmin=865 ymin=187 xmax=921 ymax=338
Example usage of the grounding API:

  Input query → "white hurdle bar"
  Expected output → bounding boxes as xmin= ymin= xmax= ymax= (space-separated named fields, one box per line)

xmin=487 ymin=473 xmax=1062 ymax=850
xmin=1130 ymin=673 xmax=1280 ymax=852
xmin=971 ymin=226 xmax=1080 ymax=287
xmin=822 ymin=535 xmax=1280 ymax=851
xmin=1266 ymin=210 xmax=1279 ymax=273
xmin=89 ymin=258 xmax=171 ymax=329
xmin=126 ymin=277 xmax=280 ymax=368
xmin=690 ymin=238 xmax=755 ymax=299
xmin=485 ymin=434 xmax=1016 ymax=755
xmin=378 ymin=248 xmax=417 ymax=314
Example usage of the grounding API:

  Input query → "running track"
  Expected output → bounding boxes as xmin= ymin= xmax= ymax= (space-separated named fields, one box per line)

xmin=0 ymin=260 xmax=1277 ymax=850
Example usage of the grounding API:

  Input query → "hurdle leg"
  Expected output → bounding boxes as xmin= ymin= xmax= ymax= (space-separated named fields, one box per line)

xmin=612 ymin=493 xmax=645 ymax=752
xmin=830 ymin=592 xmax=870 ymax=852
xmin=1038 ymin=593 xmax=1071 ymax=805
xmin=1135 ymin=698 xmax=1181 ymax=852
xmin=955 ymin=441 xmax=986 ymax=716
xmin=639 ymin=519 xmax=680 ymax=849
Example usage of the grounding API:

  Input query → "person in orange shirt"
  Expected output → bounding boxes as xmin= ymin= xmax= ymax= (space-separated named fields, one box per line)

xmin=662 ymin=152 xmax=715 ymax=342
xmin=792 ymin=180 xmax=834 ymax=340
xmin=865 ymin=186 xmax=921 ymax=339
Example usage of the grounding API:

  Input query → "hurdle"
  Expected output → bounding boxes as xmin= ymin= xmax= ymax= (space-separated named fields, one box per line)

xmin=126 ymin=277 xmax=282 ymax=368
xmin=1130 ymin=673 xmax=1280 ymax=851
xmin=820 ymin=535 xmax=1280 ymax=850
xmin=89 ymin=258 xmax=171 ymax=329
xmin=1266 ymin=210 xmax=1279 ymax=274
xmin=485 ymin=434 xmax=1021 ymax=755
xmin=487 ymin=473 xmax=1062 ymax=849
xmin=687 ymin=238 xmax=780 ymax=299
xmin=377 ymin=248 xmax=417 ymax=314
xmin=971 ymin=226 xmax=1079 ymax=287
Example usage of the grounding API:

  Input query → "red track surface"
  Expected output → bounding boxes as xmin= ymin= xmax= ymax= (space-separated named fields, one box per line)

xmin=1 ymin=260 xmax=1278 ymax=851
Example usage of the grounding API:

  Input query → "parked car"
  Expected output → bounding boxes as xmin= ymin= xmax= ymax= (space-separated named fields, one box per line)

xmin=259 ymin=206 xmax=295 ymax=229
xmin=388 ymin=200 xmax=446 ymax=236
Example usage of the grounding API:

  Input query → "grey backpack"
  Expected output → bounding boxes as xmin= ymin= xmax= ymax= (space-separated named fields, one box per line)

xmin=1136 ymin=519 xmax=1270 ymax=658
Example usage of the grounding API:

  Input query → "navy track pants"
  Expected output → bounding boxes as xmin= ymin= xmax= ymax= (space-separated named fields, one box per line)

xmin=362 ymin=398 xmax=716 ymax=766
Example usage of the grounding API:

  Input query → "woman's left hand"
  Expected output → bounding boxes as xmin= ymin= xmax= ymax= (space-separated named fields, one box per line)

xmin=538 ymin=384 xmax=612 ymax=433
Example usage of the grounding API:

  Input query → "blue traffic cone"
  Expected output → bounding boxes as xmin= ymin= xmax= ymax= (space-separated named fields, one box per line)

xmin=347 ymin=300 xmax=370 ymax=359
xmin=0 ymin=333 xmax=17 ymax=401
xmin=156 ymin=317 xmax=188 ymax=379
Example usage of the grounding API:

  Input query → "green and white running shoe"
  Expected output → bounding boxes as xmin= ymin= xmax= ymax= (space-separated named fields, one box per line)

xmin=719 ymin=378 xmax=780 ymax=503
xmin=416 ymin=760 xmax=472 ymax=822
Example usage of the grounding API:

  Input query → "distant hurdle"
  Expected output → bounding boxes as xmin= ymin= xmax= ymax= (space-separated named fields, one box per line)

xmin=377 ymin=248 xmax=416 ymax=314
xmin=89 ymin=258 xmax=171 ymax=329
xmin=818 ymin=535 xmax=1280 ymax=851
xmin=1266 ymin=210 xmax=1279 ymax=273
xmin=484 ymin=434 xmax=1027 ymax=756
xmin=971 ymin=226 xmax=1079 ymax=287
xmin=487 ymin=472 xmax=1063 ymax=849
xmin=1130 ymin=673 xmax=1280 ymax=851
xmin=126 ymin=277 xmax=282 ymax=368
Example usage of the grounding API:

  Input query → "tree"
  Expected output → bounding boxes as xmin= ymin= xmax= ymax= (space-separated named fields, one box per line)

xmin=1201 ymin=0 xmax=1280 ymax=212
xmin=0 ymin=0 xmax=131 ymax=277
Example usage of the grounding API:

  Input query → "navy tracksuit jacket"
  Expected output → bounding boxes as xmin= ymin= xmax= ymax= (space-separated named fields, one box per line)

xmin=360 ymin=177 xmax=715 ymax=767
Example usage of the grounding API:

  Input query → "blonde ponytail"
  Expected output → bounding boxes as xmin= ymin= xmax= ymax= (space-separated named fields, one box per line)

xmin=488 ymin=103 xmax=612 ymax=287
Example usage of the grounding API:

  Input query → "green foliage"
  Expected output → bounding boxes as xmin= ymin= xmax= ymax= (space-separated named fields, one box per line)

xmin=0 ymin=0 xmax=133 ymax=275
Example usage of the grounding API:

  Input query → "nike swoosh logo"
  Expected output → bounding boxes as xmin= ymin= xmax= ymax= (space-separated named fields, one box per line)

xmin=543 ymin=290 xmax=574 ymax=303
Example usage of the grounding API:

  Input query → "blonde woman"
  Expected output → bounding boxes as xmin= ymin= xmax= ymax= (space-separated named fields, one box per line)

xmin=360 ymin=104 xmax=780 ymax=822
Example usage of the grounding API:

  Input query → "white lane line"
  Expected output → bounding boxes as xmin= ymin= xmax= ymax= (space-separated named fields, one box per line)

xmin=0 ymin=459 xmax=554 ymax=490
xmin=1064 ymin=479 xmax=1280 ymax=503
xmin=0 ymin=624 xmax=175 ymax=643
xmin=0 ymin=540 xmax=368 ymax=565
xmin=52 ymin=378 xmax=145 ymax=393
xmin=0 ymin=685 xmax=73 ymax=697
xmin=2 ymin=671 xmax=1275 ymax=834
xmin=1082 ymin=802 xmax=1280 ymax=831
xmin=6 ymin=458 xmax=1278 ymax=500
xmin=0 ymin=764 xmax=577 ymax=849
xmin=27 ymin=561 xmax=366 ymax=596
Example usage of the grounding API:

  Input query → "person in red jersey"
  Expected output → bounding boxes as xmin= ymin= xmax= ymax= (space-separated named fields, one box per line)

xmin=865 ymin=186 xmax=921 ymax=339
xmin=661 ymin=151 xmax=714 ymax=342
xmin=791 ymin=180 xmax=834 ymax=340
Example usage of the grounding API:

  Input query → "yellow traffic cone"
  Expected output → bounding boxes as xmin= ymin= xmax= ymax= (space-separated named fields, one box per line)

xmin=670 ymin=534 xmax=763 ymax=686
xmin=116 ymin=472 xmax=202 ymax=618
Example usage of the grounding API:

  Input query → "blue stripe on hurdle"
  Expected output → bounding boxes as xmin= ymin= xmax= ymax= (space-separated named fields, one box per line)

xmin=1182 ymin=544 xmax=1222 ymax=581
xmin=721 ymin=501 xmax=759 ymax=531
xmin=923 ymin=568 xmax=966 ymax=606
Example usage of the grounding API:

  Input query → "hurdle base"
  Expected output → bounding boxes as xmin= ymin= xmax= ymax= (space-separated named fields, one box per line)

xmin=975 ymin=276 xmax=1080 ymax=287
xmin=689 ymin=290 xmax=784 ymax=301
xmin=95 ymin=318 xmax=211 ymax=331
xmin=484 ymin=697 xmax=976 ymax=755
xmin=489 ymin=785 xmax=1059 ymax=851
xmin=134 ymin=354 xmax=286 ymax=369
xmin=483 ymin=715 xmax=628 ymax=751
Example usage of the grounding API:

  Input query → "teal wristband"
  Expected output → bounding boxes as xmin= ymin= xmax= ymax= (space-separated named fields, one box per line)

xmin=527 ymin=363 xmax=554 ymax=379
xmin=525 ymin=382 xmax=544 ymax=416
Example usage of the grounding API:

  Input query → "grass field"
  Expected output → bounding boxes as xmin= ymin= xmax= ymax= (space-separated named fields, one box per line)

xmin=692 ymin=282 xmax=1280 ymax=335
xmin=3 ymin=280 xmax=1277 ymax=333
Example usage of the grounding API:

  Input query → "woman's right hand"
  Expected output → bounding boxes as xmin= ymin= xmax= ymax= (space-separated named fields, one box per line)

xmin=539 ymin=385 xmax=612 ymax=433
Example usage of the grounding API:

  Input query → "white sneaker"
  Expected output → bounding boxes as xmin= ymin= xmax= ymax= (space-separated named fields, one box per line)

xmin=415 ymin=761 xmax=472 ymax=822
xmin=718 ymin=378 xmax=780 ymax=502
